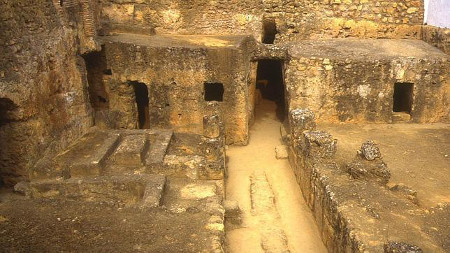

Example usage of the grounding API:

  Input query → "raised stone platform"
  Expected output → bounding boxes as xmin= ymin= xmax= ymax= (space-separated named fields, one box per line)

xmin=320 ymin=123 xmax=450 ymax=209
xmin=288 ymin=39 xmax=447 ymax=60
xmin=288 ymin=109 xmax=449 ymax=252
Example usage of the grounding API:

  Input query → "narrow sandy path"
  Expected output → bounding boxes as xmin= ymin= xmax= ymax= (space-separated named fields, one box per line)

xmin=226 ymin=100 xmax=327 ymax=253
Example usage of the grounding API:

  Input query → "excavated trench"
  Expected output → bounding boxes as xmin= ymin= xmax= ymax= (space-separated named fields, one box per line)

xmin=225 ymin=99 xmax=327 ymax=252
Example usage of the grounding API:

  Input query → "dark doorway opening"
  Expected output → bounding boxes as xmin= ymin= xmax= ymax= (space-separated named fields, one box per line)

xmin=82 ymin=48 xmax=110 ymax=110
xmin=393 ymin=83 xmax=414 ymax=114
xmin=129 ymin=81 xmax=150 ymax=129
xmin=262 ymin=18 xmax=277 ymax=44
xmin=204 ymin=82 xmax=224 ymax=102
xmin=256 ymin=59 xmax=286 ymax=121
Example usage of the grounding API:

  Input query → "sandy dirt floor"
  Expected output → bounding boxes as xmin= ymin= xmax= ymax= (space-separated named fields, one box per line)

xmin=225 ymin=99 xmax=326 ymax=253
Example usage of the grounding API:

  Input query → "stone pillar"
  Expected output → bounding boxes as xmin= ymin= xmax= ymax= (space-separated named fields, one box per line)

xmin=203 ymin=102 xmax=224 ymax=139
xmin=289 ymin=108 xmax=316 ymax=149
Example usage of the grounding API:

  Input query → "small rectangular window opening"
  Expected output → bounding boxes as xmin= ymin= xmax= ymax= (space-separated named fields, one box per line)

xmin=393 ymin=83 xmax=414 ymax=114
xmin=262 ymin=18 xmax=277 ymax=44
xmin=204 ymin=82 xmax=224 ymax=102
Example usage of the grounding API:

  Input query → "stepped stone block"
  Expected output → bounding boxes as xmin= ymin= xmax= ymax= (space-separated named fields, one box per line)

xmin=28 ymin=174 xmax=166 ymax=208
xmin=110 ymin=134 xmax=148 ymax=167
xmin=146 ymin=130 xmax=173 ymax=169
xmin=55 ymin=131 xmax=120 ymax=178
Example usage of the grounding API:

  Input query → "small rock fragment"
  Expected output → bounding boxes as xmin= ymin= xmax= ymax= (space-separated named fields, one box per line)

xmin=347 ymin=140 xmax=390 ymax=184
xmin=358 ymin=140 xmax=381 ymax=161
xmin=275 ymin=145 xmax=288 ymax=159
xmin=13 ymin=181 xmax=31 ymax=196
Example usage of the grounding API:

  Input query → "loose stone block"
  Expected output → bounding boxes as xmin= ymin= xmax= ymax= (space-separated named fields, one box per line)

xmin=13 ymin=181 xmax=31 ymax=196
xmin=357 ymin=140 xmax=381 ymax=161
xmin=275 ymin=145 xmax=288 ymax=159
xmin=203 ymin=115 xmax=222 ymax=139
xmin=224 ymin=200 xmax=241 ymax=218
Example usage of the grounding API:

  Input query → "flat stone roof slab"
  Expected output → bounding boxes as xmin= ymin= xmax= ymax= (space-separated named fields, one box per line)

xmin=288 ymin=39 xmax=449 ymax=60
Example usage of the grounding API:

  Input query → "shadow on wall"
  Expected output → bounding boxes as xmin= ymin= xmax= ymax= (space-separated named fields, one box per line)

xmin=0 ymin=98 xmax=17 ymax=127
xmin=82 ymin=48 xmax=110 ymax=110
xmin=262 ymin=18 xmax=277 ymax=44
xmin=129 ymin=81 xmax=150 ymax=129
xmin=0 ymin=98 xmax=19 ymax=187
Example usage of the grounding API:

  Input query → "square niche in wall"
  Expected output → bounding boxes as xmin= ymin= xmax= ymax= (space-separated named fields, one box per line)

xmin=204 ymin=82 xmax=224 ymax=102
xmin=393 ymin=82 xmax=414 ymax=114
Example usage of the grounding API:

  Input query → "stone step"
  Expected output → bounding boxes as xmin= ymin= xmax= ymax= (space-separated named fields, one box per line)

xmin=163 ymin=155 xmax=206 ymax=179
xmin=109 ymin=134 xmax=148 ymax=167
xmin=162 ymin=177 xmax=223 ymax=216
xmin=392 ymin=112 xmax=411 ymax=123
xmin=55 ymin=131 xmax=120 ymax=178
xmin=146 ymin=129 xmax=173 ymax=169
xmin=27 ymin=174 xmax=166 ymax=208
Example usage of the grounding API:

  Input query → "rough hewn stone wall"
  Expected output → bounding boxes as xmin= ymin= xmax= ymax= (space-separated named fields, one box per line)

xmin=100 ymin=35 xmax=257 ymax=145
xmin=0 ymin=1 xmax=95 ymax=185
xmin=264 ymin=0 xmax=424 ymax=41
xmin=99 ymin=0 xmax=423 ymax=41
xmin=284 ymin=40 xmax=449 ymax=123
xmin=100 ymin=0 xmax=263 ymax=39
xmin=422 ymin=25 xmax=450 ymax=54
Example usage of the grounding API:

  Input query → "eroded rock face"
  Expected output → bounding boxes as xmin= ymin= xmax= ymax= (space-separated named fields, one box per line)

xmin=384 ymin=242 xmax=423 ymax=253
xmin=0 ymin=1 xmax=99 ymax=185
xmin=347 ymin=160 xmax=391 ymax=185
xmin=422 ymin=25 xmax=450 ymax=55
xmin=99 ymin=0 xmax=424 ymax=42
xmin=289 ymin=108 xmax=317 ymax=134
